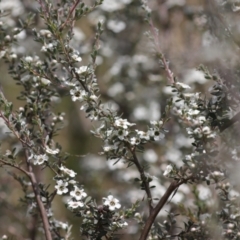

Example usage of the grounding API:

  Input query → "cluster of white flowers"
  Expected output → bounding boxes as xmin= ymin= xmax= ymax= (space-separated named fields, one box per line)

xmin=186 ymin=126 xmax=216 ymax=139
xmin=41 ymin=43 xmax=56 ymax=52
xmin=67 ymin=186 xmax=87 ymax=209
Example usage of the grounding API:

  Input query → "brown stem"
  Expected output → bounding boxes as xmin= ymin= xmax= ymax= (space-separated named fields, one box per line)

xmin=28 ymin=172 xmax=52 ymax=240
xmin=0 ymin=159 xmax=30 ymax=176
xmin=219 ymin=111 xmax=240 ymax=132
xmin=139 ymin=178 xmax=191 ymax=240
xmin=130 ymin=149 xmax=153 ymax=213
xmin=0 ymin=157 xmax=52 ymax=239
xmin=59 ymin=0 xmax=81 ymax=31
xmin=25 ymin=150 xmax=52 ymax=240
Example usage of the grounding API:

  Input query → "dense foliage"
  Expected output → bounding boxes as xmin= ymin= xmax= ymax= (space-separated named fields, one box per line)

xmin=1 ymin=0 xmax=240 ymax=239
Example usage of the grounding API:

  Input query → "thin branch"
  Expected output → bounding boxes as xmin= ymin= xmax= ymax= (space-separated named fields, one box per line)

xmin=0 ymin=158 xmax=30 ymax=177
xmin=219 ymin=111 xmax=240 ymax=132
xmin=59 ymin=0 xmax=81 ymax=31
xmin=0 ymin=113 xmax=52 ymax=239
xmin=130 ymin=148 xmax=153 ymax=213
xmin=149 ymin=20 xmax=175 ymax=84
xmin=139 ymin=177 xmax=192 ymax=240
xmin=25 ymin=150 xmax=52 ymax=240
xmin=28 ymin=171 xmax=52 ymax=240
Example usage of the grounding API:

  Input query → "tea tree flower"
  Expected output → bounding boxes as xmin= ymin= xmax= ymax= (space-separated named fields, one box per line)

xmin=114 ymin=118 xmax=135 ymax=129
xmin=176 ymin=82 xmax=191 ymax=89
xmin=55 ymin=180 xmax=68 ymax=195
xmin=136 ymin=130 xmax=150 ymax=141
xmin=115 ymin=128 xmax=129 ymax=140
xmin=40 ymin=78 xmax=51 ymax=86
xmin=70 ymin=87 xmax=87 ymax=102
xmin=148 ymin=128 xmax=164 ymax=141
xmin=70 ymin=186 xmax=87 ymax=200
xmin=32 ymin=154 xmax=48 ymax=165
xmin=59 ymin=165 xmax=77 ymax=178
xmin=25 ymin=56 xmax=33 ymax=62
xmin=103 ymin=195 xmax=121 ymax=211
xmin=39 ymin=29 xmax=52 ymax=37
xmin=68 ymin=200 xmax=84 ymax=209
xmin=71 ymin=51 xmax=82 ymax=62
xmin=45 ymin=146 xmax=60 ymax=155
xmin=130 ymin=137 xmax=140 ymax=145
xmin=75 ymin=66 xmax=88 ymax=74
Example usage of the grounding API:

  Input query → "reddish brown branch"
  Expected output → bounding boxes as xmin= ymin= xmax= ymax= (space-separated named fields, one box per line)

xmin=139 ymin=177 xmax=191 ymax=240
xmin=131 ymin=150 xmax=153 ymax=213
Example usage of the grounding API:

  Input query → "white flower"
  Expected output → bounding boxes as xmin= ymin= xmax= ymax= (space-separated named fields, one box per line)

xmin=150 ymin=120 xmax=163 ymax=125
xmin=129 ymin=137 xmax=140 ymax=145
xmin=114 ymin=118 xmax=135 ymax=129
xmin=188 ymin=109 xmax=200 ymax=116
xmin=39 ymin=29 xmax=52 ymax=37
xmin=212 ymin=171 xmax=224 ymax=177
xmin=25 ymin=56 xmax=33 ymax=62
xmin=202 ymin=126 xmax=211 ymax=135
xmin=41 ymin=78 xmax=51 ymax=86
xmin=68 ymin=200 xmax=84 ymax=209
xmin=55 ymin=221 xmax=68 ymax=230
xmin=70 ymin=87 xmax=87 ymax=102
xmin=103 ymin=142 xmax=118 ymax=152
xmin=70 ymin=186 xmax=87 ymax=200
xmin=55 ymin=180 xmax=68 ymax=195
xmin=198 ymin=116 xmax=206 ymax=123
xmin=103 ymin=195 xmax=121 ymax=211
xmin=136 ymin=130 xmax=150 ymax=141
xmin=176 ymin=82 xmax=191 ymax=89
xmin=41 ymin=43 xmax=55 ymax=52
xmin=33 ymin=154 xmax=48 ymax=165
xmin=115 ymin=128 xmax=129 ymax=140
xmin=41 ymin=45 xmax=47 ymax=52
xmin=45 ymin=146 xmax=60 ymax=155
xmin=89 ymin=94 xmax=98 ymax=102
xmin=75 ymin=66 xmax=88 ymax=74
xmin=71 ymin=53 xmax=82 ymax=62
xmin=193 ymin=128 xmax=202 ymax=137
xmin=163 ymin=165 xmax=173 ymax=176
xmin=59 ymin=165 xmax=77 ymax=178
xmin=148 ymin=128 xmax=164 ymax=141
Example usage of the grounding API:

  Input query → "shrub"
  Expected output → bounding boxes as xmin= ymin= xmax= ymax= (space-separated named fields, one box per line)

xmin=0 ymin=0 xmax=240 ymax=239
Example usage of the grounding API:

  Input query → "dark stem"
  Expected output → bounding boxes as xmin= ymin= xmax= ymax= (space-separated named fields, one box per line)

xmin=219 ymin=111 xmax=240 ymax=132
xmin=139 ymin=178 xmax=191 ymax=240
xmin=130 ymin=149 xmax=153 ymax=213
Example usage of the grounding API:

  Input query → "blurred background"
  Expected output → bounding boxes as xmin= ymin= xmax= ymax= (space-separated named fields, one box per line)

xmin=1 ymin=0 xmax=240 ymax=239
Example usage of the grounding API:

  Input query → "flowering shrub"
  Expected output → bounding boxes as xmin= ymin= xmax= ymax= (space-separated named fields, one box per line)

xmin=0 ymin=0 xmax=240 ymax=239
